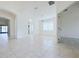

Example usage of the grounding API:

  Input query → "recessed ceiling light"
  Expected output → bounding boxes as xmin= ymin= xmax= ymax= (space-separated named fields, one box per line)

xmin=34 ymin=7 xmax=38 ymax=10
xmin=64 ymin=9 xmax=68 ymax=12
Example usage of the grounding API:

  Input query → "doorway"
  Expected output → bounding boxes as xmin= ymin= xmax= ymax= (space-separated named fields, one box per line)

xmin=0 ymin=25 xmax=8 ymax=39
xmin=0 ymin=17 xmax=10 ymax=40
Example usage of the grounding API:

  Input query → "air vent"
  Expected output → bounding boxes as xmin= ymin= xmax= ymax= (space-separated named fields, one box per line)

xmin=48 ymin=1 xmax=55 ymax=6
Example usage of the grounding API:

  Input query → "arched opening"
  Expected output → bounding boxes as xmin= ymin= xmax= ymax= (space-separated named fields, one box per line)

xmin=0 ymin=17 xmax=10 ymax=40
xmin=0 ymin=9 xmax=16 ymax=40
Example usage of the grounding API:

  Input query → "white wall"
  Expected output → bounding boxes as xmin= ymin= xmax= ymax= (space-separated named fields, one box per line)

xmin=58 ymin=2 xmax=79 ymax=38
xmin=16 ymin=2 xmax=57 ymax=39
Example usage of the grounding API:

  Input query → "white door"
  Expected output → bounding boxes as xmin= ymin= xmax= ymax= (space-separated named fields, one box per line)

xmin=27 ymin=18 xmax=39 ymax=40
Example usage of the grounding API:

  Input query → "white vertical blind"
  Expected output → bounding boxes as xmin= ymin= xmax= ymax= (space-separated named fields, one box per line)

xmin=2 ymin=26 xmax=8 ymax=32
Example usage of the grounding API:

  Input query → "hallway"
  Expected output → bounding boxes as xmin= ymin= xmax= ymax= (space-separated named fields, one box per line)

xmin=0 ymin=35 xmax=79 ymax=58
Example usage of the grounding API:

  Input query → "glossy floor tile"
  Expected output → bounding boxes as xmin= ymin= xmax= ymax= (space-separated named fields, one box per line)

xmin=0 ymin=34 xmax=79 ymax=58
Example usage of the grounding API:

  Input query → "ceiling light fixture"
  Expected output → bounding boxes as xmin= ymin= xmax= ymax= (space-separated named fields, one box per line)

xmin=48 ymin=1 xmax=55 ymax=6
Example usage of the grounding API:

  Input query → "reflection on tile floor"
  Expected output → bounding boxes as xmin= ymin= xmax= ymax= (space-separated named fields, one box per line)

xmin=0 ymin=34 xmax=79 ymax=58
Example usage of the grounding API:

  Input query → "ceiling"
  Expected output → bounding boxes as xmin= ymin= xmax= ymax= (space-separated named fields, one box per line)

xmin=55 ymin=1 xmax=75 ymax=14
xmin=0 ymin=1 xmax=75 ymax=20
xmin=58 ymin=1 xmax=79 ymax=16
xmin=0 ymin=1 xmax=56 ymax=20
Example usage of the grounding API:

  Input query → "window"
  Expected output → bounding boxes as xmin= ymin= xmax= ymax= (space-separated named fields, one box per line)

xmin=2 ymin=26 xmax=8 ymax=33
xmin=42 ymin=20 xmax=54 ymax=32
xmin=0 ymin=26 xmax=8 ymax=33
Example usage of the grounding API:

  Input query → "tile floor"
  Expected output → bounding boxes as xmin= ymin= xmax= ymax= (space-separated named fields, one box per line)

xmin=0 ymin=34 xmax=79 ymax=58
